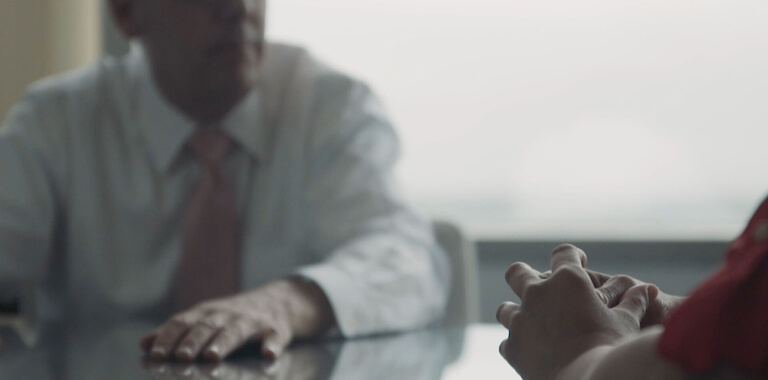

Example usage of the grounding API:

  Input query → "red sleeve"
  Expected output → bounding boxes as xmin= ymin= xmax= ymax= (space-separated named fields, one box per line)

xmin=658 ymin=197 xmax=768 ymax=378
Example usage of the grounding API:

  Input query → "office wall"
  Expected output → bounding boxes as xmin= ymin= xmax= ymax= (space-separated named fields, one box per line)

xmin=0 ymin=1 xmax=101 ymax=119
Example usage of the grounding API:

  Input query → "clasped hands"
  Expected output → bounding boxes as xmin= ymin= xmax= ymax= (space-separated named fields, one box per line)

xmin=497 ymin=244 xmax=683 ymax=380
xmin=141 ymin=279 xmax=335 ymax=362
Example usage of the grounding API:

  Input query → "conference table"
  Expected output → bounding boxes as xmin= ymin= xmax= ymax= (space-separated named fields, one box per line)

xmin=0 ymin=321 xmax=522 ymax=379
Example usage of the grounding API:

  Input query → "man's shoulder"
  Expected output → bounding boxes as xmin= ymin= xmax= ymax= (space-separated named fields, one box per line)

xmin=19 ymin=54 xmax=132 ymax=115
xmin=262 ymin=43 xmax=392 ymax=151
xmin=264 ymin=42 xmax=369 ymax=100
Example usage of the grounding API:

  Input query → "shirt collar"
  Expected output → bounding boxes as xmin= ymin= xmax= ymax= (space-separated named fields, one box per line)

xmin=220 ymin=89 xmax=266 ymax=161
xmin=131 ymin=43 xmax=266 ymax=173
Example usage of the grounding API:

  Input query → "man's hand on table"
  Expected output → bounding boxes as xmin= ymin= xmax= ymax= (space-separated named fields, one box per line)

xmin=140 ymin=279 xmax=336 ymax=362
xmin=496 ymin=244 xmax=658 ymax=380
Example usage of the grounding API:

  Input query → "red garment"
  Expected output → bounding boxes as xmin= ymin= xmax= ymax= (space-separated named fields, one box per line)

xmin=659 ymin=196 xmax=768 ymax=377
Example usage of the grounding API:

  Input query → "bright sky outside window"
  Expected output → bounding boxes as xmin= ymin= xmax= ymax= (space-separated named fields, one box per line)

xmin=272 ymin=0 xmax=768 ymax=239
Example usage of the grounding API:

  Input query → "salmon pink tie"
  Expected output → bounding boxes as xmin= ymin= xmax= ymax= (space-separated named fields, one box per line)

xmin=175 ymin=129 xmax=239 ymax=312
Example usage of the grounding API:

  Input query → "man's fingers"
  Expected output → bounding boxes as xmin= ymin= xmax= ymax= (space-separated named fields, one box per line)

xmin=260 ymin=329 xmax=292 ymax=360
xmin=614 ymin=284 xmax=658 ymax=323
xmin=175 ymin=323 xmax=219 ymax=362
xmin=551 ymin=244 xmax=587 ymax=273
xmin=140 ymin=332 xmax=158 ymax=353
xmin=505 ymin=262 xmax=542 ymax=299
xmin=175 ymin=313 xmax=229 ymax=361
xmin=594 ymin=275 xmax=639 ymax=307
xmin=149 ymin=322 xmax=190 ymax=360
xmin=496 ymin=301 xmax=520 ymax=329
xmin=148 ymin=309 xmax=207 ymax=360
xmin=202 ymin=317 xmax=261 ymax=362
xmin=585 ymin=269 xmax=612 ymax=288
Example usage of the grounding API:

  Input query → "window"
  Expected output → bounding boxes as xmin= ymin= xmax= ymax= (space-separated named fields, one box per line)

xmin=269 ymin=0 xmax=768 ymax=240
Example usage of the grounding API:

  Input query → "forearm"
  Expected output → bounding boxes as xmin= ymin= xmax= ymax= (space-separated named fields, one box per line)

xmin=297 ymin=235 xmax=449 ymax=337
xmin=558 ymin=327 xmax=687 ymax=380
xmin=244 ymin=278 xmax=336 ymax=338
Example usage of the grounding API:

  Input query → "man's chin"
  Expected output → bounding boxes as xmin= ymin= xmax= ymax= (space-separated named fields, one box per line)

xmin=216 ymin=56 xmax=260 ymax=85
xmin=206 ymin=61 xmax=260 ymax=91
xmin=200 ymin=75 xmax=257 ymax=110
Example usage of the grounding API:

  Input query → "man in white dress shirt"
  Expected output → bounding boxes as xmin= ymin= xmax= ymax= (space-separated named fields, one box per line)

xmin=0 ymin=0 xmax=449 ymax=361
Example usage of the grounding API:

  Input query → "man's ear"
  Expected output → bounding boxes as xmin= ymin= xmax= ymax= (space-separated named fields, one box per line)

xmin=106 ymin=0 xmax=143 ymax=38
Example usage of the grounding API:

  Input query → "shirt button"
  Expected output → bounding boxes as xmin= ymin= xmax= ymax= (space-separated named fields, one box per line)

xmin=754 ymin=222 xmax=768 ymax=241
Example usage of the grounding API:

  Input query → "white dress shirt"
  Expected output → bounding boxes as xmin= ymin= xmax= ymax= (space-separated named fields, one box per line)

xmin=0 ymin=42 xmax=450 ymax=336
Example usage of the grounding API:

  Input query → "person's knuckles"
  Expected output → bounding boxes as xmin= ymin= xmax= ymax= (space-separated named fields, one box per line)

xmin=161 ymin=318 xmax=195 ymax=337
xmin=626 ymin=285 xmax=651 ymax=308
xmin=598 ymin=283 xmax=621 ymax=305
xmin=628 ymin=295 xmax=649 ymax=315
xmin=552 ymin=243 xmax=579 ymax=255
xmin=496 ymin=302 xmax=515 ymax=325
xmin=616 ymin=286 xmax=651 ymax=322
xmin=202 ymin=312 xmax=278 ymax=362
xmin=586 ymin=270 xmax=611 ymax=286
xmin=521 ymin=281 xmax=546 ymax=304
xmin=549 ymin=266 xmax=589 ymax=286
xmin=597 ymin=275 xmax=635 ymax=305
xmin=505 ymin=262 xmax=532 ymax=283
xmin=578 ymin=248 xmax=588 ymax=267
xmin=273 ymin=318 xmax=293 ymax=337
xmin=154 ymin=327 xmax=185 ymax=344
xmin=169 ymin=308 xmax=205 ymax=325
xmin=612 ymin=275 xmax=640 ymax=291
xmin=616 ymin=308 xmax=643 ymax=330
xmin=552 ymin=244 xmax=589 ymax=268
xmin=508 ymin=310 xmax=524 ymax=330
xmin=595 ymin=288 xmax=610 ymax=304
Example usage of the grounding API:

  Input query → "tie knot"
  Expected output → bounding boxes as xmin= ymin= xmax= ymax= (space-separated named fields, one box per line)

xmin=187 ymin=130 xmax=231 ymax=166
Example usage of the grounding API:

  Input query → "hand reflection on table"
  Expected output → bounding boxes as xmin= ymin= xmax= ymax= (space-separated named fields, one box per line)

xmin=141 ymin=342 xmax=334 ymax=380
xmin=141 ymin=330 xmax=462 ymax=380
xmin=0 ymin=321 xmax=464 ymax=380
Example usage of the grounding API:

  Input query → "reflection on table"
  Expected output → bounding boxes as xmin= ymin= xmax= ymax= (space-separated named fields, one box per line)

xmin=0 ymin=322 xmax=519 ymax=379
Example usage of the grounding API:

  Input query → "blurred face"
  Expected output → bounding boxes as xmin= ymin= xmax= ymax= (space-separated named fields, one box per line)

xmin=132 ymin=0 xmax=266 ymax=101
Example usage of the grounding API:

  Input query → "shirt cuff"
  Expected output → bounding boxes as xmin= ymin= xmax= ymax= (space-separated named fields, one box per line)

xmin=294 ymin=262 xmax=369 ymax=338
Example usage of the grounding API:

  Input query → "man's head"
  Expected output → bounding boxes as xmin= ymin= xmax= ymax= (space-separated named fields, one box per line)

xmin=108 ymin=0 xmax=266 ymax=122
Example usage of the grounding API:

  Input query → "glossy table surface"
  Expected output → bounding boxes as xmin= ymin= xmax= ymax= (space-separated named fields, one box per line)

xmin=0 ymin=322 xmax=521 ymax=379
